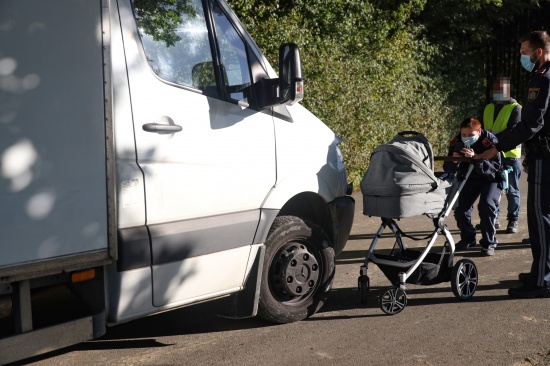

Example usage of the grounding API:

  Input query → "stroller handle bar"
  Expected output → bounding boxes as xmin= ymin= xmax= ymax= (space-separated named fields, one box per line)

xmin=434 ymin=156 xmax=473 ymax=163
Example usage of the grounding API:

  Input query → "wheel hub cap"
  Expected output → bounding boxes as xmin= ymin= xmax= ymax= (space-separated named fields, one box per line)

xmin=278 ymin=244 xmax=320 ymax=296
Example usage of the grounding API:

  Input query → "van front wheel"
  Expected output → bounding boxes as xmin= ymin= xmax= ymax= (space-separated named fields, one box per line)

xmin=258 ymin=216 xmax=335 ymax=324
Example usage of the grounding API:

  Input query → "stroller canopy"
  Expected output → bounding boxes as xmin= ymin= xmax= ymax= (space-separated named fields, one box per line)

xmin=361 ymin=131 xmax=451 ymax=218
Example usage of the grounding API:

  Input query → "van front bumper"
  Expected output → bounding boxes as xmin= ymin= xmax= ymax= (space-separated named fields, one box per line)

xmin=329 ymin=195 xmax=355 ymax=256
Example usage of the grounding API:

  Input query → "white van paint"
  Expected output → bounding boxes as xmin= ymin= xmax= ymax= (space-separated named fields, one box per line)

xmin=0 ymin=0 xmax=355 ymax=363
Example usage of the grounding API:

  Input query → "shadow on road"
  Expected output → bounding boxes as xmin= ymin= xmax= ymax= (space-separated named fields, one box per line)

xmin=316 ymin=279 xmax=525 ymax=316
xmin=17 ymin=298 xmax=274 ymax=364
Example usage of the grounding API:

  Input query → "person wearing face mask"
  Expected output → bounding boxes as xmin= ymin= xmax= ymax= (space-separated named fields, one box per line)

xmin=444 ymin=117 xmax=502 ymax=256
xmin=481 ymin=76 xmax=522 ymax=233
xmin=475 ymin=30 xmax=550 ymax=298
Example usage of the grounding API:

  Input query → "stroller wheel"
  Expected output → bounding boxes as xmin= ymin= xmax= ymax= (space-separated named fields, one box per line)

xmin=379 ymin=287 xmax=407 ymax=315
xmin=451 ymin=259 xmax=478 ymax=300
xmin=358 ymin=275 xmax=370 ymax=305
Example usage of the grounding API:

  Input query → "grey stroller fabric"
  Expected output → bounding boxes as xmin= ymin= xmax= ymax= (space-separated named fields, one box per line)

xmin=361 ymin=131 xmax=452 ymax=218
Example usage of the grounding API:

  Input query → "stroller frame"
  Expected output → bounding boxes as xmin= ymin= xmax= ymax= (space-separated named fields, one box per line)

xmin=358 ymin=161 xmax=478 ymax=315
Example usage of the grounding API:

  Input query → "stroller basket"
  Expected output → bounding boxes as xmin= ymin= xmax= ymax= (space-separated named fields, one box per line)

xmin=373 ymin=249 xmax=451 ymax=286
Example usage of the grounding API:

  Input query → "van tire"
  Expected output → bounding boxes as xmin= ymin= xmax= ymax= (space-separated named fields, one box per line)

xmin=258 ymin=216 xmax=335 ymax=324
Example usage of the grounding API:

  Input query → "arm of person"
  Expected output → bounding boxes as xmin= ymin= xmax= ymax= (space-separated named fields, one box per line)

xmin=504 ymin=104 xmax=522 ymax=131
xmin=443 ymin=136 xmax=462 ymax=173
xmin=474 ymin=154 xmax=501 ymax=179
xmin=495 ymin=73 xmax=550 ymax=152
xmin=475 ymin=146 xmax=498 ymax=160
xmin=443 ymin=151 xmax=460 ymax=174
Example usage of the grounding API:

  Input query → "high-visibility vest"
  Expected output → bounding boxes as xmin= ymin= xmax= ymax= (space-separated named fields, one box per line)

xmin=483 ymin=102 xmax=522 ymax=158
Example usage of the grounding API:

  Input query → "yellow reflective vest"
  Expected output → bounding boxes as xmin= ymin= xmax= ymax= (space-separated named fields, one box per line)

xmin=483 ymin=102 xmax=522 ymax=158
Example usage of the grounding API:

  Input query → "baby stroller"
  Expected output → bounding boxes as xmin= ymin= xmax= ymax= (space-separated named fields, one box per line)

xmin=358 ymin=131 xmax=478 ymax=315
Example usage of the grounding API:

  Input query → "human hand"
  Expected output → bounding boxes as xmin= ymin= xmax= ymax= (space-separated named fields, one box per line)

xmin=473 ymin=146 xmax=498 ymax=160
xmin=460 ymin=148 xmax=475 ymax=158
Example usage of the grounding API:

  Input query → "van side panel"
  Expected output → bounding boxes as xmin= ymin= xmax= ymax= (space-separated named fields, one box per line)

xmin=0 ymin=0 xmax=108 ymax=267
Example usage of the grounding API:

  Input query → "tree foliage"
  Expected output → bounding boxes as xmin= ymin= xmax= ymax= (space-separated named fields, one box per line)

xmin=133 ymin=0 xmax=196 ymax=47
xmin=228 ymin=0 xmax=547 ymax=187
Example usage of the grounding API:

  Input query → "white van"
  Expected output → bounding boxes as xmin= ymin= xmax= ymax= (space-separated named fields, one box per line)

xmin=0 ymin=0 xmax=354 ymax=363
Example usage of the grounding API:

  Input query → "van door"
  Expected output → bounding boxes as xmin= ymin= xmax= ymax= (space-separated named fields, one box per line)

xmin=117 ymin=0 xmax=276 ymax=306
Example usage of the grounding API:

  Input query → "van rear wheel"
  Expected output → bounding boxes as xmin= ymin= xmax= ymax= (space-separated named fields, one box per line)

xmin=258 ymin=216 xmax=335 ymax=324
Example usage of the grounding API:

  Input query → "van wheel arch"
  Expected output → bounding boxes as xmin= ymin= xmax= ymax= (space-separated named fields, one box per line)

xmin=277 ymin=192 xmax=334 ymax=249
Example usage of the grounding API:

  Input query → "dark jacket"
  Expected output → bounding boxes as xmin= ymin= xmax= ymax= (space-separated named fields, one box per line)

xmin=444 ymin=130 xmax=502 ymax=182
xmin=495 ymin=61 xmax=550 ymax=159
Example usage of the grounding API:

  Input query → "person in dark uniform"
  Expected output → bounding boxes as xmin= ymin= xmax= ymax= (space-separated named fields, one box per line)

xmin=444 ymin=117 xmax=502 ymax=256
xmin=476 ymin=30 xmax=550 ymax=298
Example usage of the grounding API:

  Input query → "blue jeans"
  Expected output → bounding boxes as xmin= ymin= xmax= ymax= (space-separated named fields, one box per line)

xmin=496 ymin=157 xmax=522 ymax=221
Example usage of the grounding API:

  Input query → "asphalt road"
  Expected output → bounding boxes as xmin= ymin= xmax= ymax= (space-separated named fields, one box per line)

xmin=19 ymin=172 xmax=550 ymax=366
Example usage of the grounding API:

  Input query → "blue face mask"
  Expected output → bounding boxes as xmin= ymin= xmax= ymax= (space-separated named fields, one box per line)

xmin=461 ymin=136 xmax=478 ymax=148
xmin=520 ymin=50 xmax=539 ymax=72
xmin=493 ymin=93 xmax=508 ymax=102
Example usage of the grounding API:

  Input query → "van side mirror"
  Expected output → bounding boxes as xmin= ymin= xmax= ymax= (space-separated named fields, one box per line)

xmin=278 ymin=43 xmax=303 ymax=105
xmin=255 ymin=43 xmax=303 ymax=109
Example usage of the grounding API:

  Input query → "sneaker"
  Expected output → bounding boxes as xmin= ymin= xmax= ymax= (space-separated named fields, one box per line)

xmin=508 ymin=283 xmax=550 ymax=299
xmin=506 ymin=220 xmax=518 ymax=234
xmin=455 ymin=240 xmax=476 ymax=251
xmin=518 ymin=272 xmax=533 ymax=282
xmin=481 ymin=246 xmax=495 ymax=256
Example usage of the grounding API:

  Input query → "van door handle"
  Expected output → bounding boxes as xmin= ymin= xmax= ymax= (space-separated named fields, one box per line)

xmin=142 ymin=123 xmax=182 ymax=133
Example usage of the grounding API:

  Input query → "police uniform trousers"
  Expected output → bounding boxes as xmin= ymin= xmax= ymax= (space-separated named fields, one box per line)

xmin=455 ymin=179 xmax=501 ymax=247
xmin=527 ymin=159 xmax=550 ymax=288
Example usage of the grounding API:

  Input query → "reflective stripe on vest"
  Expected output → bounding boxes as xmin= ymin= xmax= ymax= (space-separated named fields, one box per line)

xmin=483 ymin=102 xmax=522 ymax=158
